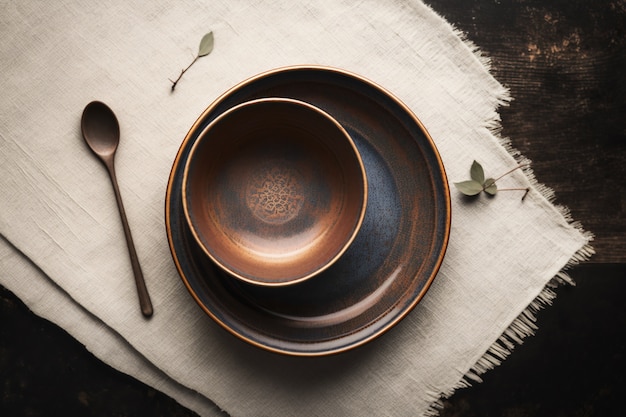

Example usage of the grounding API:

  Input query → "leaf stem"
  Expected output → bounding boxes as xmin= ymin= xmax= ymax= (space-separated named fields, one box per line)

xmin=492 ymin=163 xmax=530 ymax=183
xmin=498 ymin=187 xmax=531 ymax=201
xmin=170 ymin=55 xmax=199 ymax=91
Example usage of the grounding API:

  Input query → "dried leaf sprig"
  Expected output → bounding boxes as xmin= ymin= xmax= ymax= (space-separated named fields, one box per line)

xmin=454 ymin=160 xmax=530 ymax=201
xmin=169 ymin=31 xmax=214 ymax=91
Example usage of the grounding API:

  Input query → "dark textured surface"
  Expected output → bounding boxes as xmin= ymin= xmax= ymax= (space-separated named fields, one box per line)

xmin=432 ymin=1 xmax=626 ymax=415
xmin=0 ymin=284 xmax=198 ymax=417
xmin=438 ymin=264 xmax=626 ymax=417
xmin=425 ymin=0 xmax=626 ymax=263
xmin=2 ymin=0 xmax=625 ymax=415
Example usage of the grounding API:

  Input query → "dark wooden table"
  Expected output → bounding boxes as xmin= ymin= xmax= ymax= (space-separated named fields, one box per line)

xmin=2 ymin=1 xmax=624 ymax=415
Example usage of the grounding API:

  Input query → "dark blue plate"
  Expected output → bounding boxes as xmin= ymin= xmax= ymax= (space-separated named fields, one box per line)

xmin=165 ymin=66 xmax=450 ymax=356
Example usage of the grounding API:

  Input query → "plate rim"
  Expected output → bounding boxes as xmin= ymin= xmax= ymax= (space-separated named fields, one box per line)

xmin=165 ymin=65 xmax=451 ymax=356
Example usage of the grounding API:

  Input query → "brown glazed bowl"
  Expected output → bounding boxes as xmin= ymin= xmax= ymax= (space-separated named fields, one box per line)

xmin=182 ymin=98 xmax=367 ymax=286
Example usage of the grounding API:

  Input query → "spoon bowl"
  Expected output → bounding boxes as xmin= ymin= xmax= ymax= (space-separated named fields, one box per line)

xmin=81 ymin=102 xmax=120 ymax=157
xmin=81 ymin=101 xmax=153 ymax=317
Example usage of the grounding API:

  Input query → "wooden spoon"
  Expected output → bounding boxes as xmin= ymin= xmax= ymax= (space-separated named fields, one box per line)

xmin=81 ymin=101 xmax=153 ymax=317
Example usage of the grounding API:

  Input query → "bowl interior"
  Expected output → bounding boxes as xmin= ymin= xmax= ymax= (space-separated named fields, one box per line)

xmin=183 ymin=98 xmax=367 ymax=286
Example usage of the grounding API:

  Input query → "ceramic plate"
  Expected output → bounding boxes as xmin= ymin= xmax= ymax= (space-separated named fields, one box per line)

xmin=165 ymin=66 xmax=451 ymax=356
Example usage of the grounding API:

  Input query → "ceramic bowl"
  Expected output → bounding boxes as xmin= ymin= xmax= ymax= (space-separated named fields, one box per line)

xmin=182 ymin=97 xmax=367 ymax=286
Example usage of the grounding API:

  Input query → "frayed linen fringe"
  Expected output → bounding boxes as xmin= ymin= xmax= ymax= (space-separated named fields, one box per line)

xmin=421 ymin=10 xmax=596 ymax=417
xmin=425 ymin=238 xmax=594 ymax=417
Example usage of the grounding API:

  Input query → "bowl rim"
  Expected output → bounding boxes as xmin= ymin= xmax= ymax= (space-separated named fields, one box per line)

xmin=181 ymin=96 xmax=368 ymax=287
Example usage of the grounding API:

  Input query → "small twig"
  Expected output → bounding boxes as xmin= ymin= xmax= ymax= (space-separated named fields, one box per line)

xmin=454 ymin=160 xmax=531 ymax=201
xmin=498 ymin=187 xmax=531 ymax=201
xmin=169 ymin=56 xmax=199 ymax=91
xmin=491 ymin=163 xmax=530 ymax=183
xmin=169 ymin=31 xmax=214 ymax=92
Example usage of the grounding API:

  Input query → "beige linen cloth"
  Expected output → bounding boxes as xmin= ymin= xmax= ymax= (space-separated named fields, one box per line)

xmin=0 ymin=0 xmax=593 ymax=416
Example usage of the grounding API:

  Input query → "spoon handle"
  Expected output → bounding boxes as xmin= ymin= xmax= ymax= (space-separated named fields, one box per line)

xmin=103 ymin=157 xmax=154 ymax=317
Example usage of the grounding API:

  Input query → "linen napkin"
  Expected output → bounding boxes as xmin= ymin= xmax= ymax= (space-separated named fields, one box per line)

xmin=0 ymin=0 xmax=592 ymax=416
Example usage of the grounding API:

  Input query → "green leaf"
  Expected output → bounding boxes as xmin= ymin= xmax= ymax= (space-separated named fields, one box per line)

xmin=454 ymin=180 xmax=484 ymax=196
xmin=470 ymin=160 xmax=485 ymax=184
xmin=198 ymin=31 xmax=214 ymax=57
xmin=484 ymin=178 xmax=498 ymax=195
